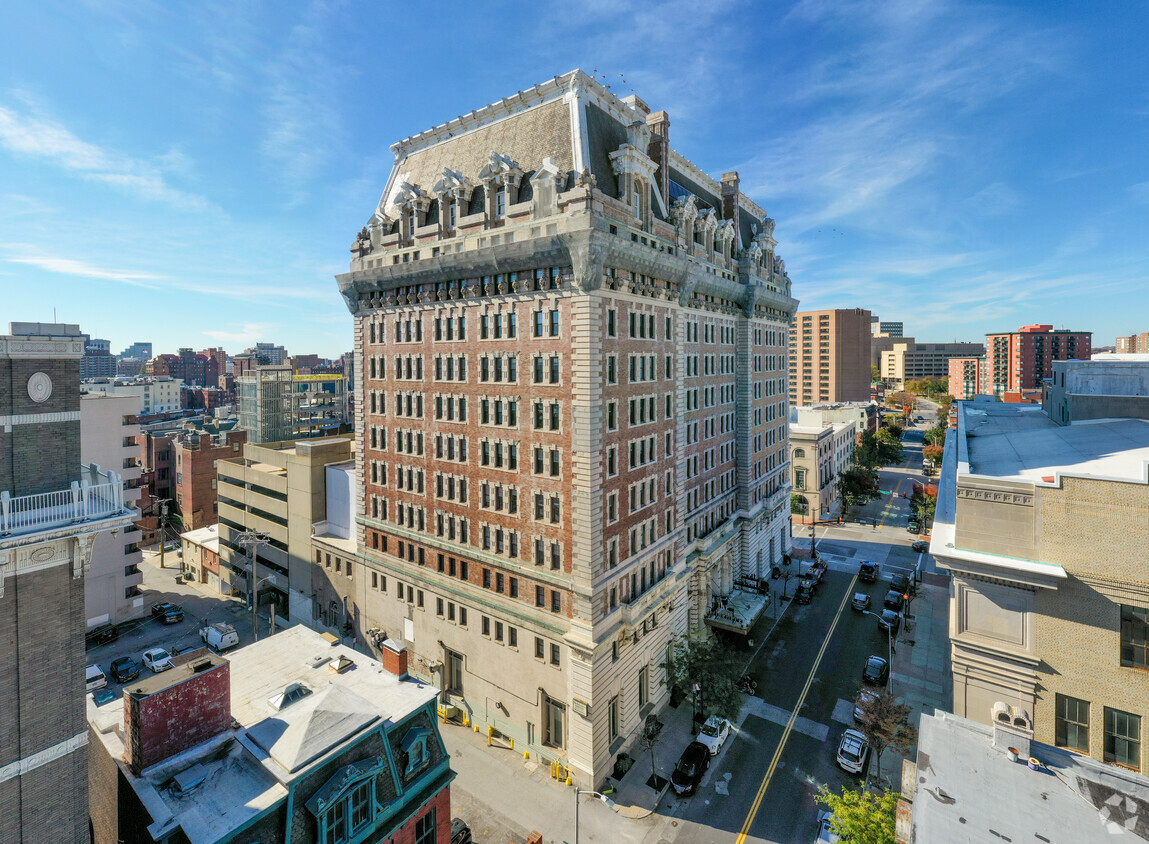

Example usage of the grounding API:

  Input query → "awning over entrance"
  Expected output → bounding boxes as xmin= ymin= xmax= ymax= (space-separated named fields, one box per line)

xmin=705 ymin=576 xmax=770 ymax=635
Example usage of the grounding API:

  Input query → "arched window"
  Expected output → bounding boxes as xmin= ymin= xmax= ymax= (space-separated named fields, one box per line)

xmin=793 ymin=448 xmax=805 ymax=459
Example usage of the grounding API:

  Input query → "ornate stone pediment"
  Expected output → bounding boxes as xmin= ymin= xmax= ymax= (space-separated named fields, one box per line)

xmin=670 ymin=194 xmax=698 ymax=226
xmin=432 ymin=167 xmax=474 ymax=201
xmin=608 ymin=143 xmax=658 ymax=182
xmin=478 ymin=151 xmax=523 ymax=188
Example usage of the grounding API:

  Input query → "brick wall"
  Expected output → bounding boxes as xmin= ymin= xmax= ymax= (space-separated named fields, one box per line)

xmin=125 ymin=659 xmax=231 ymax=775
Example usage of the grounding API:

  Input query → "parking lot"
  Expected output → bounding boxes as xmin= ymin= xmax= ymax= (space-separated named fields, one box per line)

xmin=84 ymin=549 xmax=262 ymax=693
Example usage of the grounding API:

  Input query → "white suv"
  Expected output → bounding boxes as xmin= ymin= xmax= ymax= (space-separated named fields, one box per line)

xmin=836 ymin=729 xmax=871 ymax=774
xmin=85 ymin=664 xmax=108 ymax=692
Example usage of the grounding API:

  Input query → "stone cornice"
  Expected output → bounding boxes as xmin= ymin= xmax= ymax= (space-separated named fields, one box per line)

xmin=0 ymin=337 xmax=85 ymax=359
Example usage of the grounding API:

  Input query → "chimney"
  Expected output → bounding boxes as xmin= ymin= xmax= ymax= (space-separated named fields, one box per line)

xmin=381 ymin=639 xmax=408 ymax=679
xmin=645 ymin=110 xmax=671 ymax=210
xmin=722 ymin=171 xmax=741 ymax=238
xmin=990 ymin=701 xmax=1033 ymax=761
xmin=123 ymin=657 xmax=231 ymax=776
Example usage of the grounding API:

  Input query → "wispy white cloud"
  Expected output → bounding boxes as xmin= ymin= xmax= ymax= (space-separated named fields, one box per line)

xmin=1129 ymin=181 xmax=1149 ymax=204
xmin=0 ymin=94 xmax=214 ymax=212
xmin=1 ymin=245 xmax=166 ymax=289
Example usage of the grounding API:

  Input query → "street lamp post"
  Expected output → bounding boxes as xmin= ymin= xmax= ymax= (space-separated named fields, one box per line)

xmin=574 ymin=786 xmax=611 ymax=844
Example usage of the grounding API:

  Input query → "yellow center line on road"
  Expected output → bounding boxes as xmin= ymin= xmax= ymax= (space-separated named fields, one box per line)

xmin=734 ymin=575 xmax=858 ymax=844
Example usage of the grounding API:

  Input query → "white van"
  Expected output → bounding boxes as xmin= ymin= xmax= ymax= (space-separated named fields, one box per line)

xmin=85 ymin=664 xmax=108 ymax=692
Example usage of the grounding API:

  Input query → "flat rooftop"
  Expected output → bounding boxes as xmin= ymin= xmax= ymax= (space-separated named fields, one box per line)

xmin=913 ymin=711 xmax=1149 ymax=842
xmin=960 ymin=399 xmax=1149 ymax=486
xmin=88 ymin=625 xmax=437 ymax=844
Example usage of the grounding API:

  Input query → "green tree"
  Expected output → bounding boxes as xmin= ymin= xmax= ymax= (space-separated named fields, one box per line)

xmin=838 ymin=465 xmax=875 ymax=508
xmin=922 ymin=443 xmax=944 ymax=465
xmin=815 ymin=784 xmax=899 ymax=844
xmin=662 ymin=636 xmax=743 ymax=724
xmin=791 ymin=493 xmax=808 ymax=515
xmin=874 ymin=429 xmax=904 ymax=465
xmin=856 ymin=689 xmax=919 ymax=782
xmin=871 ymin=364 xmax=882 ymax=383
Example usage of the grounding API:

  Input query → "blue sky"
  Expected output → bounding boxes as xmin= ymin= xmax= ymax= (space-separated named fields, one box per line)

xmin=2 ymin=1 xmax=1147 ymax=359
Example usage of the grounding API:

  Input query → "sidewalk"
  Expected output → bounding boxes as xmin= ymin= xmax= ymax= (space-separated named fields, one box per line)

xmin=443 ymin=590 xmax=797 ymax=843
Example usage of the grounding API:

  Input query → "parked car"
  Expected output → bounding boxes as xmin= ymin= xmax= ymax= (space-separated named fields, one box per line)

xmin=816 ymin=810 xmax=840 ymax=843
xmin=807 ymin=561 xmax=827 ymax=583
xmin=907 ymin=519 xmax=921 ymax=534
xmin=851 ymin=593 xmax=871 ymax=612
xmin=858 ymin=561 xmax=879 ymax=583
xmin=836 ymin=729 xmax=871 ymax=774
xmin=85 ymin=664 xmax=108 ymax=692
xmin=85 ymin=624 xmax=119 ymax=648
xmin=696 ymin=715 xmax=731 ymax=756
xmin=853 ymin=689 xmax=879 ymax=724
xmin=109 ymin=656 xmax=141 ymax=683
xmin=878 ymin=609 xmax=901 ymax=636
xmin=151 ymin=602 xmax=184 ymax=624
xmin=200 ymin=622 xmax=239 ymax=652
xmin=889 ymin=573 xmax=911 ymax=595
xmin=912 ymin=540 xmax=929 ymax=553
xmin=450 ymin=818 xmax=472 ymax=844
xmin=142 ymin=647 xmax=174 ymax=673
xmin=883 ymin=590 xmax=905 ymax=612
xmin=671 ymin=742 xmax=711 ymax=796
xmin=794 ymin=582 xmax=814 ymax=605
xmin=863 ymin=655 xmax=889 ymax=686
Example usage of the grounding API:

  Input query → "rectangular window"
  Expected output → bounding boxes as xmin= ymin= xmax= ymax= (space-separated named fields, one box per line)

xmin=1121 ymin=604 xmax=1149 ymax=669
xmin=551 ymin=590 xmax=561 ymax=613
xmin=536 ymin=585 xmax=545 ymax=607
xmin=545 ymin=698 xmax=565 ymax=749
xmin=1105 ymin=707 xmax=1141 ymax=769
xmin=609 ymin=696 xmax=619 ymax=741
xmin=414 ymin=810 xmax=436 ymax=844
xmin=551 ymin=642 xmax=561 ymax=665
xmin=535 ymin=637 xmax=545 ymax=659
xmin=1055 ymin=693 xmax=1090 ymax=753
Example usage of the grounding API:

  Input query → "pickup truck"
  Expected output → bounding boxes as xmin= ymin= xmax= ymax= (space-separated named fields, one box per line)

xmin=199 ymin=622 xmax=239 ymax=652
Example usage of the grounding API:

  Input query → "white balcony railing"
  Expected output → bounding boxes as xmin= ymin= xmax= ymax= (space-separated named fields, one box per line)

xmin=0 ymin=464 xmax=125 ymax=538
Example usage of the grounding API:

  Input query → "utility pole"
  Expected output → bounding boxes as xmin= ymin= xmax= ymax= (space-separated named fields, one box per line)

xmin=156 ymin=499 xmax=171 ymax=568
xmin=237 ymin=531 xmax=271 ymax=642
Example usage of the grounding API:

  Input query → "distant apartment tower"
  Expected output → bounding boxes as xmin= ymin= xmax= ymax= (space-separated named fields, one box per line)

xmin=789 ymin=308 xmax=872 ymax=404
xmin=985 ymin=325 xmax=1092 ymax=396
xmin=870 ymin=318 xmax=903 ymax=338
xmin=80 ymin=335 xmax=115 ymax=379
xmin=250 ymin=341 xmax=288 ymax=365
xmin=1115 ymin=333 xmax=1149 ymax=354
xmin=335 ymin=70 xmax=796 ymax=786
xmin=0 ymin=322 xmax=134 ymax=843
xmin=948 ymin=356 xmax=984 ymax=399
xmin=80 ymin=394 xmax=145 ymax=626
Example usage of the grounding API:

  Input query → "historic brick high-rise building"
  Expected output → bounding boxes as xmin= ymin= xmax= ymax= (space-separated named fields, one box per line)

xmin=334 ymin=70 xmax=797 ymax=785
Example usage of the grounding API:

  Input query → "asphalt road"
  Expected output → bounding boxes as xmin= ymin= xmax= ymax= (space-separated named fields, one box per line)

xmin=665 ymin=411 xmax=939 ymax=843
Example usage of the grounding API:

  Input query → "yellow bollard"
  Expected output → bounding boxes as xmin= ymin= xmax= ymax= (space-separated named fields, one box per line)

xmin=487 ymin=725 xmax=493 ymax=747
xmin=523 ymin=750 xmax=530 ymax=760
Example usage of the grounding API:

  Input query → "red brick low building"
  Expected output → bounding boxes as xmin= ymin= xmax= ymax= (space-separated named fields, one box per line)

xmin=173 ymin=429 xmax=247 ymax=529
xmin=88 ymin=625 xmax=454 ymax=844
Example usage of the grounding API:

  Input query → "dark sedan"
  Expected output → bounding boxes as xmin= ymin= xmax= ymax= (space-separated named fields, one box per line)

xmin=151 ymin=602 xmax=184 ymax=624
xmin=85 ymin=624 xmax=119 ymax=648
xmin=863 ymin=655 xmax=890 ymax=686
xmin=878 ymin=609 xmax=901 ymax=636
xmin=109 ymin=656 xmax=141 ymax=683
xmin=912 ymin=541 xmax=929 ymax=553
xmin=671 ymin=741 xmax=711 ymax=796
xmin=883 ymin=590 xmax=905 ymax=612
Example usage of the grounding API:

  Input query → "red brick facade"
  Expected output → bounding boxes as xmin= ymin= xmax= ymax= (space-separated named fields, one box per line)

xmin=174 ymin=429 xmax=246 ymax=529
